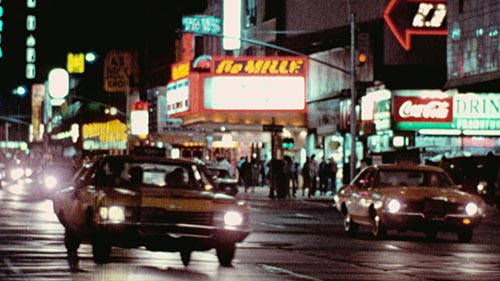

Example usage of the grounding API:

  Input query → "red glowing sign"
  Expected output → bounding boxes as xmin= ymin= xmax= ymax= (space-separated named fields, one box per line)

xmin=394 ymin=96 xmax=453 ymax=123
xmin=132 ymin=100 xmax=148 ymax=111
xmin=384 ymin=0 xmax=448 ymax=51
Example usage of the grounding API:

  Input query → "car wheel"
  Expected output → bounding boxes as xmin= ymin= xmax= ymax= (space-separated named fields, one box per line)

xmin=180 ymin=251 xmax=191 ymax=266
xmin=92 ymin=233 xmax=111 ymax=264
xmin=216 ymin=243 xmax=235 ymax=267
xmin=372 ymin=215 xmax=387 ymax=239
xmin=344 ymin=213 xmax=359 ymax=236
xmin=64 ymin=228 xmax=81 ymax=252
xmin=457 ymin=229 xmax=473 ymax=243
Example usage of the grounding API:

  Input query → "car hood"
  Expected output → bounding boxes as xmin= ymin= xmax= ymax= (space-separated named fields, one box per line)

xmin=106 ymin=187 xmax=245 ymax=212
xmin=373 ymin=186 xmax=483 ymax=203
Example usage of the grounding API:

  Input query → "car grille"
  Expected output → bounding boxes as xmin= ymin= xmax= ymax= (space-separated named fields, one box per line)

xmin=405 ymin=199 xmax=462 ymax=218
xmin=140 ymin=207 xmax=214 ymax=226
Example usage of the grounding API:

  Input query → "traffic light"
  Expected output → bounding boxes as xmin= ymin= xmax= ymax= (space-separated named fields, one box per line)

xmin=357 ymin=52 xmax=367 ymax=66
xmin=282 ymin=138 xmax=294 ymax=149
xmin=356 ymin=32 xmax=369 ymax=67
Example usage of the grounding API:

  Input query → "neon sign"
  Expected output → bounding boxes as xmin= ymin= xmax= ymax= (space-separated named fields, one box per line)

xmin=171 ymin=62 xmax=190 ymax=81
xmin=0 ymin=1 xmax=3 ymax=60
xmin=384 ymin=0 xmax=447 ymax=51
xmin=394 ymin=96 xmax=453 ymax=123
xmin=26 ymin=0 xmax=37 ymax=79
xmin=213 ymin=57 xmax=305 ymax=75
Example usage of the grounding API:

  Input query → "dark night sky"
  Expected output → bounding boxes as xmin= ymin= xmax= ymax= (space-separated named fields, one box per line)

xmin=0 ymin=0 xmax=207 ymax=117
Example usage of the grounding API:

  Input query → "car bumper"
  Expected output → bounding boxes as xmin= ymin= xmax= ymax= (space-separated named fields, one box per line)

xmin=95 ymin=222 xmax=250 ymax=250
xmin=381 ymin=212 xmax=483 ymax=231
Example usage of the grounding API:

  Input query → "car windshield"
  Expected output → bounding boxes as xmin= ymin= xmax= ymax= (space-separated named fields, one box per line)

xmin=375 ymin=169 xmax=454 ymax=188
xmin=97 ymin=159 xmax=213 ymax=191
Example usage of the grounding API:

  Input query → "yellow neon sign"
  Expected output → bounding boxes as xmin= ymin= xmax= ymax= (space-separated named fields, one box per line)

xmin=67 ymin=53 xmax=85 ymax=74
xmin=171 ymin=62 xmax=190 ymax=80
xmin=82 ymin=119 xmax=127 ymax=142
xmin=214 ymin=58 xmax=305 ymax=75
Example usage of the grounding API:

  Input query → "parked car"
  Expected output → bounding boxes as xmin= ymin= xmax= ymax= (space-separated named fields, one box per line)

xmin=427 ymin=154 xmax=500 ymax=204
xmin=206 ymin=163 xmax=239 ymax=196
xmin=52 ymin=155 xmax=250 ymax=266
xmin=334 ymin=164 xmax=486 ymax=242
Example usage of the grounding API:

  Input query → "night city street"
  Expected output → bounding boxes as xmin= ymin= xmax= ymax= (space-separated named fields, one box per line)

xmin=1 ymin=1 xmax=500 ymax=280
xmin=1 ymin=181 xmax=500 ymax=281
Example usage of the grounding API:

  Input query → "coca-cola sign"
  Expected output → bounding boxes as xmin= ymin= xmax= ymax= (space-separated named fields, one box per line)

xmin=394 ymin=96 xmax=453 ymax=123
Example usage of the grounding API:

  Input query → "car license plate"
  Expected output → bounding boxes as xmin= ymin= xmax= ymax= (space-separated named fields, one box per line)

xmin=424 ymin=200 xmax=446 ymax=218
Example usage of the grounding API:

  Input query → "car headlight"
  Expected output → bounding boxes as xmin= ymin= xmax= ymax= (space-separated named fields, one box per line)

xmin=465 ymin=203 xmax=479 ymax=216
xmin=387 ymin=199 xmax=401 ymax=213
xmin=44 ymin=175 xmax=58 ymax=189
xmin=99 ymin=206 xmax=125 ymax=222
xmin=223 ymin=211 xmax=244 ymax=226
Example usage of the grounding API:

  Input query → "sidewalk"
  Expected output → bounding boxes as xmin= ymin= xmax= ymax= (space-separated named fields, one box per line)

xmin=235 ymin=185 xmax=336 ymax=205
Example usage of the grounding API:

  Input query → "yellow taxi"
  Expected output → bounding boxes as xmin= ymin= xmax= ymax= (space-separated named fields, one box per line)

xmin=334 ymin=164 xmax=486 ymax=242
xmin=52 ymin=155 xmax=250 ymax=266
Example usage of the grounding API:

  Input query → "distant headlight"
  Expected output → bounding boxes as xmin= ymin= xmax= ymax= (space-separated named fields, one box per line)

xmin=43 ymin=175 xmax=58 ymax=189
xmin=477 ymin=181 xmax=487 ymax=194
xmin=99 ymin=206 xmax=125 ymax=222
xmin=223 ymin=211 xmax=244 ymax=226
xmin=465 ymin=203 xmax=479 ymax=216
xmin=10 ymin=167 xmax=24 ymax=180
xmin=387 ymin=199 xmax=401 ymax=213
xmin=24 ymin=168 xmax=33 ymax=177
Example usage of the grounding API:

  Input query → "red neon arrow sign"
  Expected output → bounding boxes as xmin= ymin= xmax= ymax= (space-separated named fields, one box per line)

xmin=384 ymin=0 xmax=448 ymax=51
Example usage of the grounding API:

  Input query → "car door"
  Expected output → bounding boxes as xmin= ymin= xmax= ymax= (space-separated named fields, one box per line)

xmin=348 ymin=168 xmax=378 ymax=222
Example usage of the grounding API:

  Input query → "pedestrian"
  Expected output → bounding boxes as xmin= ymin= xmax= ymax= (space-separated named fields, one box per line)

xmin=236 ymin=156 xmax=245 ymax=186
xmin=319 ymin=156 xmax=329 ymax=195
xmin=268 ymin=158 xmax=277 ymax=198
xmin=283 ymin=156 xmax=294 ymax=197
xmin=288 ymin=156 xmax=299 ymax=197
xmin=217 ymin=156 xmax=235 ymax=178
xmin=329 ymin=157 xmax=338 ymax=195
xmin=309 ymin=154 xmax=319 ymax=197
xmin=260 ymin=155 xmax=269 ymax=186
xmin=241 ymin=156 xmax=253 ymax=193
xmin=301 ymin=158 xmax=311 ymax=197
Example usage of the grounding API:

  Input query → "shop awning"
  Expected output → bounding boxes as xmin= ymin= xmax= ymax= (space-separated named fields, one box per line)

xmin=443 ymin=71 xmax=500 ymax=92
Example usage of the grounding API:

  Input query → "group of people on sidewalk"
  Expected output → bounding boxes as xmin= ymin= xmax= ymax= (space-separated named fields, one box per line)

xmin=235 ymin=154 xmax=338 ymax=199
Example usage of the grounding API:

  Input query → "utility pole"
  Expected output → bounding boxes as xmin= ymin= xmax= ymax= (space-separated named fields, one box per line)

xmin=5 ymin=122 xmax=10 ymax=144
xmin=348 ymin=0 xmax=358 ymax=182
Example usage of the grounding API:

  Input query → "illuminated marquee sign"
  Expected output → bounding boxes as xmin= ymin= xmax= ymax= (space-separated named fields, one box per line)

xmin=384 ymin=0 xmax=447 ymax=51
xmin=212 ymin=57 xmax=305 ymax=75
xmin=166 ymin=79 xmax=189 ymax=115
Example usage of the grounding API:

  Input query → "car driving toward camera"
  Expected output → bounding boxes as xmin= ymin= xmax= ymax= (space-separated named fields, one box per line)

xmin=52 ymin=155 xmax=250 ymax=266
xmin=334 ymin=164 xmax=486 ymax=242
